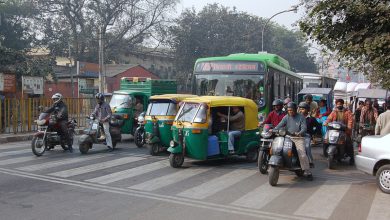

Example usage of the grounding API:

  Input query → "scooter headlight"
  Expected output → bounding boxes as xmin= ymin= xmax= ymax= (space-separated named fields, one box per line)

xmin=170 ymin=140 xmax=176 ymax=147
xmin=331 ymin=124 xmax=341 ymax=130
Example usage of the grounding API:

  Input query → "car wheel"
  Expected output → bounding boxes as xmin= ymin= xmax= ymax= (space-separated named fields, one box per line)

xmin=376 ymin=164 xmax=390 ymax=194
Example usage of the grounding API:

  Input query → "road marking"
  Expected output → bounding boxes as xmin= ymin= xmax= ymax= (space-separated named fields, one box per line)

xmin=0 ymin=167 xmax=314 ymax=220
xmin=87 ymin=160 xmax=169 ymax=184
xmin=16 ymin=154 xmax=110 ymax=172
xmin=0 ymin=149 xmax=30 ymax=157
xmin=0 ymin=156 xmax=39 ymax=166
xmin=49 ymin=156 xmax=144 ymax=178
xmin=231 ymin=182 xmax=289 ymax=209
xmin=294 ymin=181 xmax=351 ymax=219
xmin=129 ymin=168 xmax=211 ymax=191
xmin=367 ymin=190 xmax=390 ymax=220
xmin=177 ymin=169 xmax=257 ymax=200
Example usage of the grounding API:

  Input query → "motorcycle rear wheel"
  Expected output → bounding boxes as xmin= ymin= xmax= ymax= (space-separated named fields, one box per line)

xmin=31 ymin=136 xmax=46 ymax=157
xmin=269 ymin=166 xmax=280 ymax=186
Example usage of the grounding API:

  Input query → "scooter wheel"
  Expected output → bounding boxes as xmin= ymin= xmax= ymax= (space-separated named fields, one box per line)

xmin=269 ymin=166 xmax=279 ymax=186
xmin=328 ymin=155 xmax=335 ymax=169
xmin=79 ymin=143 xmax=91 ymax=154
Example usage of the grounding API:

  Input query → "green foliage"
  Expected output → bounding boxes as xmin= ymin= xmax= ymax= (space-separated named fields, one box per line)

xmin=168 ymin=4 xmax=317 ymax=79
xmin=299 ymin=0 xmax=390 ymax=88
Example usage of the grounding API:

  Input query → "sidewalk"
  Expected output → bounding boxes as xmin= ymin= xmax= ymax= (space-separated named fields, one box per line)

xmin=0 ymin=128 xmax=86 ymax=144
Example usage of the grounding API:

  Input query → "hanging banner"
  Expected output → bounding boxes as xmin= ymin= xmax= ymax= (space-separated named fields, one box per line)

xmin=22 ymin=76 xmax=44 ymax=94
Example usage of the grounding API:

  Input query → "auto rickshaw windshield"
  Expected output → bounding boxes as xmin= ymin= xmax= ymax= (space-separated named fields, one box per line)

xmin=147 ymin=102 xmax=177 ymax=116
xmin=175 ymin=103 xmax=207 ymax=123
xmin=109 ymin=94 xmax=132 ymax=108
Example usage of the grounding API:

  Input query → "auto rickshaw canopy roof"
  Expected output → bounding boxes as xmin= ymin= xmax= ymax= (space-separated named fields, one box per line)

xmin=182 ymin=96 xmax=259 ymax=130
xmin=149 ymin=94 xmax=198 ymax=102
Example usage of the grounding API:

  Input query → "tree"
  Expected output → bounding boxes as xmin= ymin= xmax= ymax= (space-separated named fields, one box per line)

xmin=35 ymin=0 xmax=178 ymax=63
xmin=168 ymin=4 xmax=317 ymax=82
xmin=299 ymin=0 xmax=390 ymax=88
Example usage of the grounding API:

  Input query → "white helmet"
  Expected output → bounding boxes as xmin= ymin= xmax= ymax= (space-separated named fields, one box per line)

xmin=52 ymin=93 xmax=63 ymax=104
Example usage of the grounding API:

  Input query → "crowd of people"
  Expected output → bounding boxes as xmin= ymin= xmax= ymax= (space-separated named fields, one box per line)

xmin=261 ymin=94 xmax=390 ymax=180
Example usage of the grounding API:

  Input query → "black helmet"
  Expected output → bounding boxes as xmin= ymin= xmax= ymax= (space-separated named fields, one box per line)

xmin=286 ymin=102 xmax=297 ymax=110
xmin=272 ymin=99 xmax=283 ymax=106
xmin=298 ymin=102 xmax=310 ymax=110
xmin=95 ymin=93 xmax=104 ymax=103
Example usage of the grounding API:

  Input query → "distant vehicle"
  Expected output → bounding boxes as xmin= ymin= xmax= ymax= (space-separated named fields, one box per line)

xmin=355 ymin=134 xmax=390 ymax=194
xmin=297 ymin=73 xmax=337 ymax=89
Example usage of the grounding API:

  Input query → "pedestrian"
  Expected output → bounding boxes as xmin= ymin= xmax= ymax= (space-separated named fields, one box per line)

xmin=375 ymin=100 xmax=390 ymax=135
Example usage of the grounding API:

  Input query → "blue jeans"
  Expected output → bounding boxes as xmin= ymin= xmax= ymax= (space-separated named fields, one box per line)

xmin=228 ymin=131 xmax=241 ymax=151
xmin=304 ymin=134 xmax=314 ymax=163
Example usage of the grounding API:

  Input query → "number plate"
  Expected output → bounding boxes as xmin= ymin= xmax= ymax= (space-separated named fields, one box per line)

xmin=92 ymin=123 xmax=98 ymax=130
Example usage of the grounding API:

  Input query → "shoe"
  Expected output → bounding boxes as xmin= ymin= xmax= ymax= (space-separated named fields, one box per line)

xmin=68 ymin=146 xmax=73 ymax=153
xmin=309 ymin=163 xmax=315 ymax=168
xmin=228 ymin=150 xmax=235 ymax=154
xmin=107 ymin=146 xmax=114 ymax=152
xmin=98 ymin=135 xmax=106 ymax=141
xmin=304 ymin=171 xmax=313 ymax=181
xmin=349 ymin=157 xmax=355 ymax=166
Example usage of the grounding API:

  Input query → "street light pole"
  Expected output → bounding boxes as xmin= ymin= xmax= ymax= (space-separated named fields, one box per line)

xmin=98 ymin=26 xmax=104 ymax=93
xmin=261 ymin=5 xmax=298 ymax=52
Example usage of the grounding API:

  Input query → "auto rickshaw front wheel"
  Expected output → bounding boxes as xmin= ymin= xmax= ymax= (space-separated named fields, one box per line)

xmin=169 ymin=153 xmax=184 ymax=168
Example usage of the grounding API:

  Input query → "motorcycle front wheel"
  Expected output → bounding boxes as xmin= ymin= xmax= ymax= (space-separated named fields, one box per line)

xmin=31 ymin=136 xmax=46 ymax=156
xmin=258 ymin=150 xmax=269 ymax=174
xmin=134 ymin=127 xmax=144 ymax=148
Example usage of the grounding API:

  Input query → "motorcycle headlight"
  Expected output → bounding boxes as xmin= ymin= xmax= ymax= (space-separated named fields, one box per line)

xmin=137 ymin=115 xmax=144 ymax=123
xmin=36 ymin=119 xmax=46 ymax=126
xmin=261 ymin=131 xmax=272 ymax=139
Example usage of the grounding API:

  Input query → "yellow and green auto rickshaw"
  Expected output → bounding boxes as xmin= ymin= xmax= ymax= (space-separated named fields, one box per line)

xmin=168 ymin=96 xmax=260 ymax=168
xmin=144 ymin=94 xmax=197 ymax=155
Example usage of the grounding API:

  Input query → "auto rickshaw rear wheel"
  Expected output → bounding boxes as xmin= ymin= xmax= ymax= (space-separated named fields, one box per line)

xmin=169 ymin=153 xmax=184 ymax=168
xmin=246 ymin=147 xmax=258 ymax=162
xmin=149 ymin=143 xmax=160 ymax=156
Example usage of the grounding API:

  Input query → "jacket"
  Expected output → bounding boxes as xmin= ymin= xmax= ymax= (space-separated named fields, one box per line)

xmin=326 ymin=109 xmax=353 ymax=135
xmin=92 ymin=102 xmax=112 ymax=122
xmin=263 ymin=110 xmax=286 ymax=127
xmin=375 ymin=110 xmax=390 ymax=135
xmin=275 ymin=113 xmax=307 ymax=136
xmin=44 ymin=101 xmax=68 ymax=121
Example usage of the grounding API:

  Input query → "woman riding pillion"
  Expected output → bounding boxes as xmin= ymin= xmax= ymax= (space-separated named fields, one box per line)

xmin=91 ymin=93 xmax=114 ymax=152
xmin=272 ymin=102 xmax=313 ymax=180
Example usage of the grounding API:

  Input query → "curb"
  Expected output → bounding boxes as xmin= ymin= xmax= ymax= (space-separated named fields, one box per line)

xmin=0 ymin=128 xmax=85 ymax=144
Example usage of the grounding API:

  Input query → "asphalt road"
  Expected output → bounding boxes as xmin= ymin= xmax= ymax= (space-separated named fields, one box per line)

xmin=0 ymin=140 xmax=389 ymax=220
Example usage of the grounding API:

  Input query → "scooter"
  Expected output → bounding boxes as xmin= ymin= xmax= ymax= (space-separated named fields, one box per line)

xmin=134 ymin=112 xmax=145 ymax=148
xmin=258 ymin=124 xmax=274 ymax=174
xmin=323 ymin=121 xmax=348 ymax=169
xmin=268 ymin=129 xmax=305 ymax=186
xmin=32 ymin=112 xmax=77 ymax=156
xmin=78 ymin=114 xmax=123 ymax=154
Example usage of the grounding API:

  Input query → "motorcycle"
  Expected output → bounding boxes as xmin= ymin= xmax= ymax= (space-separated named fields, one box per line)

xmin=268 ymin=129 xmax=305 ymax=186
xmin=323 ymin=121 xmax=348 ymax=169
xmin=134 ymin=112 xmax=145 ymax=148
xmin=78 ymin=114 xmax=124 ymax=154
xmin=31 ymin=112 xmax=77 ymax=156
xmin=258 ymin=124 xmax=274 ymax=174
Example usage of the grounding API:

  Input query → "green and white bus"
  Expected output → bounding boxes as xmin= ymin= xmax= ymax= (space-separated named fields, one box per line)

xmin=192 ymin=52 xmax=303 ymax=121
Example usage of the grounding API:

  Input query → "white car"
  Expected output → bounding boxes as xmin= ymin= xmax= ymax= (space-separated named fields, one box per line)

xmin=355 ymin=134 xmax=390 ymax=194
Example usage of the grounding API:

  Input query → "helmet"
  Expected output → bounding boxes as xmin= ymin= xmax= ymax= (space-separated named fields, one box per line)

xmin=272 ymin=99 xmax=283 ymax=106
xmin=283 ymin=98 xmax=291 ymax=105
xmin=298 ymin=102 xmax=310 ymax=110
xmin=95 ymin=93 xmax=104 ymax=103
xmin=286 ymin=102 xmax=297 ymax=110
xmin=51 ymin=93 xmax=63 ymax=104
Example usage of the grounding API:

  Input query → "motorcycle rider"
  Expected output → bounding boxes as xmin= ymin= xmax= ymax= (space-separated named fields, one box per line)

xmin=273 ymin=102 xmax=313 ymax=180
xmin=299 ymin=102 xmax=320 ymax=168
xmin=44 ymin=93 xmax=73 ymax=152
xmin=359 ymin=98 xmax=378 ymax=136
xmin=262 ymin=99 xmax=286 ymax=127
xmin=91 ymin=93 xmax=114 ymax=152
xmin=325 ymin=99 xmax=354 ymax=165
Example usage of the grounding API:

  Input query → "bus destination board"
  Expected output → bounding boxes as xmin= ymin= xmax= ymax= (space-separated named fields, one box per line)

xmin=195 ymin=61 xmax=264 ymax=73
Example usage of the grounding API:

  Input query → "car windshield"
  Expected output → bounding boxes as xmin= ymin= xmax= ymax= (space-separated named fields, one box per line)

xmin=109 ymin=94 xmax=132 ymax=108
xmin=175 ymin=103 xmax=203 ymax=123
xmin=147 ymin=102 xmax=177 ymax=116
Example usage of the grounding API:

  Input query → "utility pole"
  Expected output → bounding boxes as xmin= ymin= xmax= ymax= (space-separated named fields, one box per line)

xmin=98 ymin=27 xmax=104 ymax=93
xmin=69 ymin=42 xmax=74 ymax=98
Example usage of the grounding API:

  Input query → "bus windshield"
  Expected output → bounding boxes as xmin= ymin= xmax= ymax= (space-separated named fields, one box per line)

xmin=194 ymin=74 xmax=265 ymax=106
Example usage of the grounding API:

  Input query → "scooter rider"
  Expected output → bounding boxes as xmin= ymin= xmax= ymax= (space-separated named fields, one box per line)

xmin=91 ymin=93 xmax=114 ymax=152
xmin=299 ymin=102 xmax=320 ymax=168
xmin=273 ymin=102 xmax=313 ymax=180
xmin=44 ymin=93 xmax=73 ymax=152
xmin=262 ymin=99 xmax=286 ymax=127
xmin=325 ymin=99 xmax=354 ymax=165
xmin=359 ymin=98 xmax=378 ymax=136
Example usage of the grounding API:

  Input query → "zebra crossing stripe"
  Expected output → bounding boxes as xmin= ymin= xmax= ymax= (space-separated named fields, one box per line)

xmin=0 ymin=149 xmax=30 ymax=158
xmin=0 ymin=156 xmax=39 ymax=166
xmin=231 ymin=182 xmax=289 ymax=209
xmin=367 ymin=190 xmax=390 ymax=220
xmin=49 ymin=156 xmax=144 ymax=178
xmin=0 ymin=143 xmax=29 ymax=150
xmin=129 ymin=168 xmax=211 ymax=191
xmin=177 ymin=169 xmax=257 ymax=200
xmin=87 ymin=161 xmax=170 ymax=184
xmin=294 ymin=181 xmax=351 ymax=219
xmin=16 ymin=154 xmax=110 ymax=172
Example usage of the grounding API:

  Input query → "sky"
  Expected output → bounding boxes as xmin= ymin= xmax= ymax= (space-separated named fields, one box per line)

xmin=176 ymin=0 xmax=302 ymax=29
